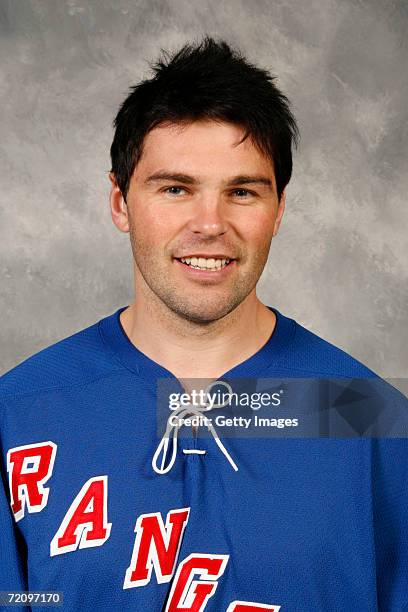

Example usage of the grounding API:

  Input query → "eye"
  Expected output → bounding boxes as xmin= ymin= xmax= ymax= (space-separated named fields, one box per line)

xmin=231 ymin=188 xmax=254 ymax=198
xmin=163 ymin=186 xmax=187 ymax=195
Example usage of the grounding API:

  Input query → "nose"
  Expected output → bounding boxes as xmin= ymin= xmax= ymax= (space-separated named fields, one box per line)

xmin=186 ymin=193 xmax=228 ymax=237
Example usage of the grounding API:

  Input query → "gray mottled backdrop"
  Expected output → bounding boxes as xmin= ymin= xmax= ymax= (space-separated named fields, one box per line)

xmin=1 ymin=0 xmax=407 ymax=377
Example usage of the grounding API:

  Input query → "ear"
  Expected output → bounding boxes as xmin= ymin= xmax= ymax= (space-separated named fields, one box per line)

xmin=272 ymin=188 xmax=286 ymax=237
xmin=109 ymin=172 xmax=129 ymax=233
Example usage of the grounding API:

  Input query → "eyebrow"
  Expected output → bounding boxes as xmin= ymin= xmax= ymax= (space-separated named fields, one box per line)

xmin=144 ymin=172 xmax=274 ymax=191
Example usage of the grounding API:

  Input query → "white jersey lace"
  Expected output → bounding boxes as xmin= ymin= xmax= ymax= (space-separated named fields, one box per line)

xmin=152 ymin=380 xmax=239 ymax=474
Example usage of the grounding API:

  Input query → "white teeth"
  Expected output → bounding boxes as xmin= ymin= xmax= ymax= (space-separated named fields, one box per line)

xmin=179 ymin=256 xmax=231 ymax=270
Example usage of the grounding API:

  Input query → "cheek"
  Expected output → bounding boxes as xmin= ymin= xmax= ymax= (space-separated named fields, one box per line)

xmin=240 ymin=211 xmax=275 ymax=246
xmin=129 ymin=204 xmax=183 ymax=257
xmin=130 ymin=204 xmax=173 ymax=239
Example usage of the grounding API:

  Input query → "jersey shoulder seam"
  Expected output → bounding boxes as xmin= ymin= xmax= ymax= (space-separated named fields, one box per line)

xmin=261 ymin=364 xmax=377 ymax=377
xmin=0 ymin=369 xmax=125 ymax=402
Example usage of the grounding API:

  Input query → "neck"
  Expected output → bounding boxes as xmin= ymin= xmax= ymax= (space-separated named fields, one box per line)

xmin=120 ymin=287 xmax=276 ymax=381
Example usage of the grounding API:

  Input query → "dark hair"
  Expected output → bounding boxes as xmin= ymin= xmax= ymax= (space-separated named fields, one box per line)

xmin=110 ymin=35 xmax=299 ymax=202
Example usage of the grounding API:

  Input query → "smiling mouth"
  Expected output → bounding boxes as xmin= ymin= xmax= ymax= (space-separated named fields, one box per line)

xmin=174 ymin=256 xmax=234 ymax=271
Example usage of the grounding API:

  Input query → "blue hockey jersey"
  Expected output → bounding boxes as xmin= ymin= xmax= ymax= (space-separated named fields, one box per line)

xmin=0 ymin=305 xmax=407 ymax=611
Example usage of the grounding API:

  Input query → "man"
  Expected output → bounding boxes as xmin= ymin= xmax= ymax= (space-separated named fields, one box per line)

xmin=0 ymin=36 xmax=407 ymax=611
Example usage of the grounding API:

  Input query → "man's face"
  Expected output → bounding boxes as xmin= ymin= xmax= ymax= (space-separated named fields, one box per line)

xmin=115 ymin=120 xmax=285 ymax=323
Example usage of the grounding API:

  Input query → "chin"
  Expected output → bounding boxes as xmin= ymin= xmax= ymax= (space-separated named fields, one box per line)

xmin=167 ymin=297 xmax=242 ymax=324
xmin=183 ymin=310 xmax=225 ymax=324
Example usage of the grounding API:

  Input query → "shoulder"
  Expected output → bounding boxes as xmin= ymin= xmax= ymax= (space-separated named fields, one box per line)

xmin=275 ymin=310 xmax=408 ymax=414
xmin=0 ymin=316 xmax=122 ymax=401
xmin=277 ymin=310 xmax=379 ymax=378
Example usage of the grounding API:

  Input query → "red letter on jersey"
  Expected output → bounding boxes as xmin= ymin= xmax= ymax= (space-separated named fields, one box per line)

xmin=123 ymin=507 xmax=190 ymax=589
xmin=50 ymin=475 xmax=111 ymax=556
xmin=166 ymin=553 xmax=229 ymax=612
xmin=226 ymin=602 xmax=281 ymax=611
xmin=7 ymin=441 xmax=57 ymax=522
